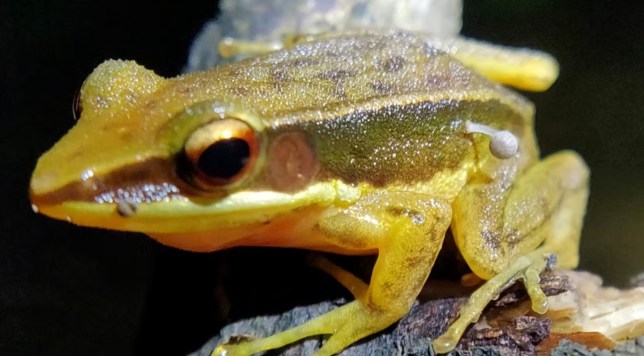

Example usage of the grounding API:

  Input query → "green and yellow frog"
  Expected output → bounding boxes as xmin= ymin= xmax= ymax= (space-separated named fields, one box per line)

xmin=30 ymin=32 xmax=588 ymax=355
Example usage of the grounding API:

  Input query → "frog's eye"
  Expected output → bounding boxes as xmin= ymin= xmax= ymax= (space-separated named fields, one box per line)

xmin=183 ymin=118 xmax=259 ymax=189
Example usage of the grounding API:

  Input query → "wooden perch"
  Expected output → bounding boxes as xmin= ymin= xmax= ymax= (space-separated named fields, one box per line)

xmin=191 ymin=270 xmax=644 ymax=355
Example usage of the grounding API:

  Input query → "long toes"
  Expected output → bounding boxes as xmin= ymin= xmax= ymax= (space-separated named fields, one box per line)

xmin=432 ymin=333 xmax=460 ymax=354
xmin=522 ymin=253 xmax=549 ymax=314
xmin=212 ymin=344 xmax=247 ymax=356
xmin=524 ymin=270 xmax=548 ymax=313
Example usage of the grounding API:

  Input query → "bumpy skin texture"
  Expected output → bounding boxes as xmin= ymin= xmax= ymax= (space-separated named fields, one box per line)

xmin=31 ymin=33 xmax=533 ymax=198
xmin=29 ymin=33 xmax=589 ymax=355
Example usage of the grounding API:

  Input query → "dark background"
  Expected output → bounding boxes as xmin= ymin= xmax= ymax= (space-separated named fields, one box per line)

xmin=1 ymin=1 xmax=643 ymax=355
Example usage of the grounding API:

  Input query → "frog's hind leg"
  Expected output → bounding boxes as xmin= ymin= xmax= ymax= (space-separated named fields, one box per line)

xmin=424 ymin=37 xmax=560 ymax=92
xmin=433 ymin=150 xmax=589 ymax=353
xmin=213 ymin=192 xmax=452 ymax=356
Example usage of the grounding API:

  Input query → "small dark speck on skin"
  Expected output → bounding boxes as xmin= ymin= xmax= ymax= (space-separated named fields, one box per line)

xmin=176 ymin=85 xmax=193 ymax=94
xmin=289 ymin=58 xmax=316 ymax=68
xmin=404 ymin=254 xmax=427 ymax=270
xmin=315 ymin=69 xmax=357 ymax=99
xmin=142 ymin=98 xmax=160 ymax=111
xmin=386 ymin=206 xmax=421 ymax=219
xmin=380 ymin=56 xmax=406 ymax=73
xmin=318 ymin=69 xmax=356 ymax=82
xmin=271 ymin=67 xmax=289 ymax=81
xmin=386 ymin=206 xmax=406 ymax=216
xmin=333 ymin=86 xmax=346 ymax=99
xmin=482 ymin=230 xmax=501 ymax=250
xmin=370 ymin=81 xmax=392 ymax=95
xmin=505 ymin=228 xmax=523 ymax=247
xmin=424 ymin=74 xmax=452 ymax=89
xmin=231 ymin=84 xmax=250 ymax=97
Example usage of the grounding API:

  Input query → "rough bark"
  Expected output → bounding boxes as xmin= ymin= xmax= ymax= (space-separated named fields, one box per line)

xmin=192 ymin=270 xmax=644 ymax=355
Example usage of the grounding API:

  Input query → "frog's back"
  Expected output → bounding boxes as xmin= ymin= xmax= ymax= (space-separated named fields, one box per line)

xmin=179 ymin=32 xmax=532 ymax=120
xmin=173 ymin=32 xmax=536 ymax=187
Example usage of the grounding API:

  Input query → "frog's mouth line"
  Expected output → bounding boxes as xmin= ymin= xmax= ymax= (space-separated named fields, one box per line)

xmin=30 ymin=157 xmax=186 ymax=206
xmin=30 ymin=182 xmax=347 ymax=234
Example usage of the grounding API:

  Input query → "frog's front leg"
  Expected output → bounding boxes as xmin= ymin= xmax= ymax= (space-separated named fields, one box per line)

xmin=213 ymin=192 xmax=452 ymax=356
xmin=433 ymin=150 xmax=589 ymax=353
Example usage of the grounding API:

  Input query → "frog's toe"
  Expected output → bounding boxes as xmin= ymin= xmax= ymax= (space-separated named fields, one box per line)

xmin=521 ymin=254 xmax=549 ymax=314
xmin=432 ymin=334 xmax=460 ymax=354
xmin=211 ymin=344 xmax=227 ymax=356
xmin=211 ymin=343 xmax=249 ymax=356
xmin=496 ymin=251 xmax=550 ymax=315
xmin=312 ymin=303 xmax=405 ymax=356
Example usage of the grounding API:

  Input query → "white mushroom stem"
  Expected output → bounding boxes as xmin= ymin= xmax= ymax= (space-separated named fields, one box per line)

xmin=465 ymin=121 xmax=519 ymax=159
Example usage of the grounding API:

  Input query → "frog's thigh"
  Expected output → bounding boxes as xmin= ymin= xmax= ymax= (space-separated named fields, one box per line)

xmin=214 ymin=192 xmax=452 ymax=356
xmin=453 ymin=150 xmax=589 ymax=278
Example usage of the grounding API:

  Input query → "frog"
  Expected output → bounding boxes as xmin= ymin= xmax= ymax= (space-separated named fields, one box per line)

xmin=29 ymin=32 xmax=589 ymax=355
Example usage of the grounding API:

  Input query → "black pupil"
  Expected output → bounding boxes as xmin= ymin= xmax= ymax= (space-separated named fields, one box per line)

xmin=197 ymin=138 xmax=250 ymax=180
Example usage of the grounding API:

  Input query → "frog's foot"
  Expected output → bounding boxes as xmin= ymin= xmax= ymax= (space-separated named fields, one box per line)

xmin=211 ymin=299 xmax=401 ymax=356
xmin=217 ymin=33 xmax=321 ymax=59
xmin=432 ymin=249 xmax=550 ymax=354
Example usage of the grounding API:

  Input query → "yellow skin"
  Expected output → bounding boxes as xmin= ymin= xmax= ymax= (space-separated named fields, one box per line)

xmin=30 ymin=32 xmax=588 ymax=355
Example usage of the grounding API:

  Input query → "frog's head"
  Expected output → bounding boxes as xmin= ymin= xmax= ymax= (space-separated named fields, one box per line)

xmin=30 ymin=60 xmax=343 ymax=246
